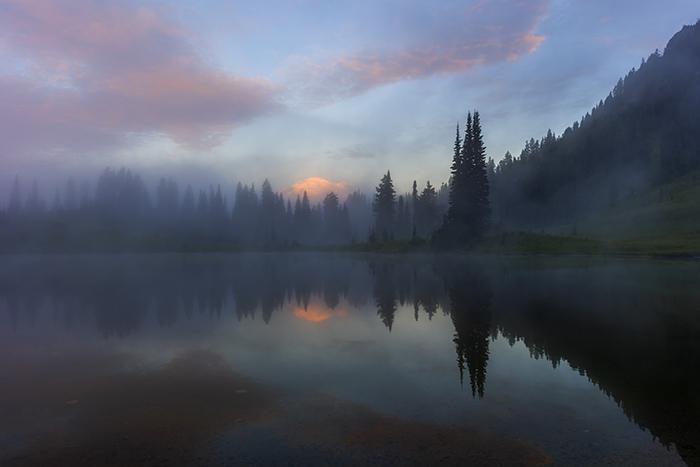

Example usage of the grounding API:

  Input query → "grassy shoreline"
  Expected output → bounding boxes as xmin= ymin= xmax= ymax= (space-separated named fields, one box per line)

xmin=343 ymin=231 xmax=700 ymax=259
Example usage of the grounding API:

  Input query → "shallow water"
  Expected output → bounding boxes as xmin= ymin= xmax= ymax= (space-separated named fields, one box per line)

xmin=0 ymin=253 xmax=698 ymax=466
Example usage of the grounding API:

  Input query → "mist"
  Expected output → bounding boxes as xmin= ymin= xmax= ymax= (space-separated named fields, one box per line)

xmin=3 ymin=3 xmax=700 ymax=466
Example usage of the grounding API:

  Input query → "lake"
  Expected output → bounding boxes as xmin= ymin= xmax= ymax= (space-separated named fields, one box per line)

xmin=0 ymin=253 xmax=698 ymax=466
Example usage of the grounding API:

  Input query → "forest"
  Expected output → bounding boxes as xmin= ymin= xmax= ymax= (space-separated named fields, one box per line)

xmin=1 ymin=21 xmax=699 ymax=253
xmin=0 ymin=168 xmax=449 ymax=251
xmin=0 ymin=112 xmax=490 ymax=252
xmin=489 ymin=21 xmax=700 ymax=231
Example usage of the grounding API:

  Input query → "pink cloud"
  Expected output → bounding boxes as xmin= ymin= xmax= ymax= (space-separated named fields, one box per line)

xmin=286 ymin=0 xmax=549 ymax=103
xmin=0 ymin=0 xmax=280 ymax=155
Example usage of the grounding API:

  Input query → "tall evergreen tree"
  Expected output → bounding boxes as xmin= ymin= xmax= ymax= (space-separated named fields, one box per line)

xmin=301 ymin=191 xmax=311 ymax=222
xmin=468 ymin=112 xmax=491 ymax=238
xmin=397 ymin=195 xmax=406 ymax=239
xmin=294 ymin=195 xmax=302 ymax=219
xmin=462 ymin=112 xmax=474 ymax=170
xmin=411 ymin=180 xmax=418 ymax=237
xmin=415 ymin=181 xmax=439 ymax=238
xmin=447 ymin=123 xmax=464 ymax=222
xmin=322 ymin=192 xmax=341 ymax=243
xmin=440 ymin=116 xmax=471 ymax=244
xmin=260 ymin=179 xmax=276 ymax=243
xmin=373 ymin=171 xmax=396 ymax=241
xmin=292 ymin=194 xmax=303 ymax=242
xmin=438 ymin=111 xmax=491 ymax=246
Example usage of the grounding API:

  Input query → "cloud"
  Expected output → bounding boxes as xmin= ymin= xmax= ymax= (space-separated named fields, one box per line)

xmin=285 ymin=0 xmax=549 ymax=104
xmin=0 ymin=0 xmax=280 ymax=156
xmin=327 ymin=146 xmax=376 ymax=160
xmin=285 ymin=177 xmax=350 ymax=202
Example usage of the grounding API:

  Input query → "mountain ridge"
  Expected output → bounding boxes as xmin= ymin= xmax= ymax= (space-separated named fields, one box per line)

xmin=490 ymin=20 xmax=700 ymax=233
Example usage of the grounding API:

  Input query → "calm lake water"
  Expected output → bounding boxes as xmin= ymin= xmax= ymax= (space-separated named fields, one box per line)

xmin=1 ymin=253 xmax=699 ymax=466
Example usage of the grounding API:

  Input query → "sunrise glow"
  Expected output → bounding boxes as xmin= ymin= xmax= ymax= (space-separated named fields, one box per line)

xmin=286 ymin=177 xmax=350 ymax=201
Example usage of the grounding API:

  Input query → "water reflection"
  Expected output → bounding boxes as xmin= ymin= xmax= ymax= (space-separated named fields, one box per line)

xmin=1 ymin=254 xmax=699 ymax=465
xmin=442 ymin=263 xmax=492 ymax=399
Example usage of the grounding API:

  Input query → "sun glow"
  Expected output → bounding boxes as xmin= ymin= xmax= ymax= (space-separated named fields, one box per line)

xmin=286 ymin=177 xmax=350 ymax=202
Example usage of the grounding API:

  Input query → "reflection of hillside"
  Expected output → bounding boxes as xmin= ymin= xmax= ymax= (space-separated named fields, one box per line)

xmin=1 ymin=255 xmax=699 ymax=464
xmin=491 ymin=266 xmax=700 ymax=467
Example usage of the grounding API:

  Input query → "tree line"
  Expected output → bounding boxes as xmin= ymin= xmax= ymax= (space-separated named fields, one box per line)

xmin=489 ymin=20 xmax=700 ymax=229
xmin=1 ymin=170 xmax=365 ymax=250
xmin=3 ymin=21 xmax=699 ymax=250
xmin=370 ymin=110 xmax=491 ymax=247
xmin=1 ymin=111 xmax=492 ymax=251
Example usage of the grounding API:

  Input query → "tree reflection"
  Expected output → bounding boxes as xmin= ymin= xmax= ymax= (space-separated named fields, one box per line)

xmin=1 ymin=255 xmax=700 ymax=465
xmin=371 ymin=261 xmax=397 ymax=331
xmin=438 ymin=262 xmax=493 ymax=398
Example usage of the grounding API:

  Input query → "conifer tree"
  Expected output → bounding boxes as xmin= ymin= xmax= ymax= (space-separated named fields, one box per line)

xmin=397 ymin=195 xmax=406 ymax=239
xmin=411 ymin=180 xmax=418 ymax=237
xmin=301 ymin=191 xmax=311 ymax=222
xmin=438 ymin=111 xmax=490 ymax=246
xmin=469 ymin=112 xmax=490 ymax=238
xmin=416 ymin=181 xmax=439 ymax=237
xmin=447 ymin=123 xmax=463 ymax=222
xmin=260 ymin=179 xmax=276 ymax=243
xmin=373 ymin=171 xmax=396 ymax=241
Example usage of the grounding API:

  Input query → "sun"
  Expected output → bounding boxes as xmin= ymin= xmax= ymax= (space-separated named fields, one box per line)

xmin=285 ymin=177 xmax=350 ymax=202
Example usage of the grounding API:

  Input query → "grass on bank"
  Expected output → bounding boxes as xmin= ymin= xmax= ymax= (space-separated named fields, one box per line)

xmin=478 ymin=231 xmax=700 ymax=257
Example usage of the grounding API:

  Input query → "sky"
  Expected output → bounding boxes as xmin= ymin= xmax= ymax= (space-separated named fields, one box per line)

xmin=1 ymin=0 xmax=698 ymax=198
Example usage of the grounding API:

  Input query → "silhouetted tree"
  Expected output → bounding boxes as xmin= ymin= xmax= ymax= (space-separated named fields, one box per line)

xmin=411 ymin=180 xmax=419 ymax=238
xmin=416 ymin=181 xmax=440 ymax=237
xmin=323 ymin=192 xmax=344 ymax=244
xmin=436 ymin=112 xmax=491 ymax=247
xmin=468 ymin=112 xmax=491 ymax=238
xmin=373 ymin=171 xmax=396 ymax=241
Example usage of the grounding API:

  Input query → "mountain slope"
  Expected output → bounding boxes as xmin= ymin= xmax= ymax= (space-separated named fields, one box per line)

xmin=491 ymin=20 xmax=700 ymax=233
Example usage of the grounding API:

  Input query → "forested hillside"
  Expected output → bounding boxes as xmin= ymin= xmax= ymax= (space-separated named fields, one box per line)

xmin=490 ymin=20 xmax=700 ymax=231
